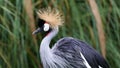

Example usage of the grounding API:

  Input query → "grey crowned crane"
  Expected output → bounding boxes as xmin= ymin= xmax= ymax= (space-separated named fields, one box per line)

xmin=32 ymin=7 xmax=109 ymax=68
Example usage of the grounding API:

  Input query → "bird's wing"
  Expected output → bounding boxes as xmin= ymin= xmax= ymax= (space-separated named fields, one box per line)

xmin=51 ymin=37 xmax=87 ymax=68
xmin=75 ymin=39 xmax=110 ymax=68
xmin=51 ymin=37 xmax=109 ymax=68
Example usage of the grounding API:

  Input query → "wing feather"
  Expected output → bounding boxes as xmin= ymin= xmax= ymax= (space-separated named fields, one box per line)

xmin=52 ymin=37 xmax=109 ymax=68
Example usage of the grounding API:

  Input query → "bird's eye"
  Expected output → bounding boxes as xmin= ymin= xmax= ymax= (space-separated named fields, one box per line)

xmin=44 ymin=23 xmax=50 ymax=31
xmin=38 ymin=19 xmax=45 ymax=27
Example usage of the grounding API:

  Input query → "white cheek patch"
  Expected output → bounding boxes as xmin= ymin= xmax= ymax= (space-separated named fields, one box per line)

xmin=44 ymin=23 xmax=50 ymax=31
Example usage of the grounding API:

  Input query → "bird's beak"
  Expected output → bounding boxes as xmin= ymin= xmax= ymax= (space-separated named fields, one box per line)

xmin=32 ymin=28 xmax=42 ymax=35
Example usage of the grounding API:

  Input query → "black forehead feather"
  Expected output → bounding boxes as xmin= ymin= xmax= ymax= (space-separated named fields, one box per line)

xmin=37 ymin=19 xmax=45 ymax=27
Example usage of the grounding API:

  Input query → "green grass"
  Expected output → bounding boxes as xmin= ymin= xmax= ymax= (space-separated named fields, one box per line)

xmin=0 ymin=0 xmax=120 ymax=68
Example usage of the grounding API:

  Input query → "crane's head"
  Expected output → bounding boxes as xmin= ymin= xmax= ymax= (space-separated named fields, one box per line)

xmin=32 ymin=7 xmax=64 ymax=35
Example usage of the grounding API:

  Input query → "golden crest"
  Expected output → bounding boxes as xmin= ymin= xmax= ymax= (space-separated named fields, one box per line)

xmin=37 ymin=7 xmax=64 ymax=28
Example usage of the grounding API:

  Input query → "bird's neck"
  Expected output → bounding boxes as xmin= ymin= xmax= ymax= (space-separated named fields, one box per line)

xmin=40 ymin=28 xmax=58 ymax=66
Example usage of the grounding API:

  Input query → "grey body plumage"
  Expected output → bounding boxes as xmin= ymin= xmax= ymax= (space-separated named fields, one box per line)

xmin=33 ymin=8 xmax=109 ymax=68
xmin=52 ymin=37 xmax=109 ymax=68
xmin=52 ymin=37 xmax=88 ymax=68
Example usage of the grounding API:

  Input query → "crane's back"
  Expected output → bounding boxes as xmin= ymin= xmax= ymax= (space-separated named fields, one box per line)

xmin=52 ymin=37 xmax=109 ymax=68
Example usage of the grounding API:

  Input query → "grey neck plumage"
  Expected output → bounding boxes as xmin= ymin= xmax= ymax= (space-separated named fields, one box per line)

xmin=40 ymin=28 xmax=58 ymax=68
xmin=40 ymin=27 xmax=72 ymax=68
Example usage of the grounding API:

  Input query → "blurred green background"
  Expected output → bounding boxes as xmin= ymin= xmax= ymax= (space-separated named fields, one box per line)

xmin=0 ymin=0 xmax=120 ymax=68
